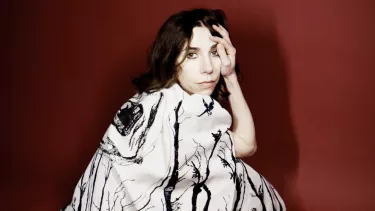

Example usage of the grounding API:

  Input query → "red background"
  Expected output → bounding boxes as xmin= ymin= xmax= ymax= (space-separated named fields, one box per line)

xmin=8 ymin=0 xmax=375 ymax=210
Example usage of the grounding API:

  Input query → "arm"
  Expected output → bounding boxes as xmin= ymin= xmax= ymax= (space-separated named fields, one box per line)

xmin=209 ymin=24 xmax=256 ymax=157
xmin=224 ymin=74 xmax=257 ymax=158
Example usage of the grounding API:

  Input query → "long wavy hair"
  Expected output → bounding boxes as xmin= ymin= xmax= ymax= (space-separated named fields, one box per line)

xmin=132 ymin=8 xmax=241 ymax=104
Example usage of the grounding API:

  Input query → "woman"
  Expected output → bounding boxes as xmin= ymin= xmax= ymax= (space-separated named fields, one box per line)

xmin=62 ymin=8 xmax=285 ymax=211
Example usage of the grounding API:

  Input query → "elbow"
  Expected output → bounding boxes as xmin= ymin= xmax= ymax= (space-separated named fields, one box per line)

xmin=231 ymin=131 xmax=257 ymax=158
xmin=248 ymin=142 xmax=257 ymax=156
xmin=236 ymin=141 xmax=257 ymax=158
xmin=245 ymin=142 xmax=257 ymax=157
xmin=244 ymin=136 xmax=257 ymax=157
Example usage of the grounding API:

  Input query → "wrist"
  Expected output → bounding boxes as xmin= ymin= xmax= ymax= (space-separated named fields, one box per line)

xmin=223 ymin=73 xmax=239 ymax=93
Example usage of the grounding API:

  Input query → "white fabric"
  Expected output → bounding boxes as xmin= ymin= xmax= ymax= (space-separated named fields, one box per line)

xmin=62 ymin=83 xmax=286 ymax=211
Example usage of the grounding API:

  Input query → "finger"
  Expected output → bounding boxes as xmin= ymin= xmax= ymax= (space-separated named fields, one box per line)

xmin=212 ymin=24 xmax=231 ymax=44
xmin=218 ymin=24 xmax=228 ymax=33
xmin=217 ymin=44 xmax=231 ymax=67
xmin=212 ymin=24 xmax=232 ymax=45
xmin=210 ymin=36 xmax=236 ymax=55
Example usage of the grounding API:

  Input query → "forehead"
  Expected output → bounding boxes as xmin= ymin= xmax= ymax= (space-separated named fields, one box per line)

xmin=189 ymin=26 xmax=216 ymax=48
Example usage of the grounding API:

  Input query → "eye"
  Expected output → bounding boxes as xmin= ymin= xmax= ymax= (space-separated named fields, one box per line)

xmin=211 ymin=50 xmax=219 ymax=57
xmin=187 ymin=52 xmax=197 ymax=59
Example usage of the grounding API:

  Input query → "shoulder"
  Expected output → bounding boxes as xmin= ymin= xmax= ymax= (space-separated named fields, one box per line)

xmin=120 ymin=91 xmax=165 ymax=111
xmin=133 ymin=84 xmax=186 ymax=108
xmin=116 ymin=84 xmax=186 ymax=121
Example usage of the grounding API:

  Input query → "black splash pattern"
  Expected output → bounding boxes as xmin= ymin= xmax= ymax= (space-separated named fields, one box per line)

xmin=109 ymin=93 xmax=163 ymax=162
xmin=62 ymin=89 xmax=285 ymax=211
xmin=113 ymin=101 xmax=143 ymax=136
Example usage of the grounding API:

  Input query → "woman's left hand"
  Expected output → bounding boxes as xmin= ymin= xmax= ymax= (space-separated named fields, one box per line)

xmin=210 ymin=24 xmax=236 ymax=78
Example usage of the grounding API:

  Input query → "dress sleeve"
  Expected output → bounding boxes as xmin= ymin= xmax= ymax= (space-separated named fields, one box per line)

xmin=227 ymin=130 xmax=237 ymax=158
xmin=101 ymin=91 xmax=165 ymax=160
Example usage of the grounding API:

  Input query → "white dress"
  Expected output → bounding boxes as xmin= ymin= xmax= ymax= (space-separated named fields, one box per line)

xmin=62 ymin=83 xmax=286 ymax=211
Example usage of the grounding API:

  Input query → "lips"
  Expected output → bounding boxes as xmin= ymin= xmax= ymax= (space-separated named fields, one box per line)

xmin=198 ymin=81 xmax=216 ymax=88
xmin=199 ymin=81 xmax=215 ymax=84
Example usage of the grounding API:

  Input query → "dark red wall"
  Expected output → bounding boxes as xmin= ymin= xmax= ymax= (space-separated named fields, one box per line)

xmin=9 ymin=0 xmax=375 ymax=210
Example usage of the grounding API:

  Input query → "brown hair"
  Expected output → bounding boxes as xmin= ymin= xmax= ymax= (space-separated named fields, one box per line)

xmin=132 ymin=8 xmax=241 ymax=104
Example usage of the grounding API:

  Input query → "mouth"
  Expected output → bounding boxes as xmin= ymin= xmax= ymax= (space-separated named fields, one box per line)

xmin=198 ymin=80 xmax=216 ymax=84
xmin=198 ymin=80 xmax=216 ymax=88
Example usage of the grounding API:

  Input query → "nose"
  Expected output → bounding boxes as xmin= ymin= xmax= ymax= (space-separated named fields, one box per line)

xmin=201 ymin=56 xmax=213 ymax=74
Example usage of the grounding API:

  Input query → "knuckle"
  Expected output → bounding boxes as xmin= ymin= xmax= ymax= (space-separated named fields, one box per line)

xmin=223 ymin=62 xmax=231 ymax=67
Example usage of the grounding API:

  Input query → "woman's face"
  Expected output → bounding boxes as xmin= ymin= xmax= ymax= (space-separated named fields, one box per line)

xmin=176 ymin=26 xmax=221 ymax=96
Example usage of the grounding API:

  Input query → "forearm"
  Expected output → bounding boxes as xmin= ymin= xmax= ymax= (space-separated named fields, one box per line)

xmin=224 ymin=74 xmax=257 ymax=156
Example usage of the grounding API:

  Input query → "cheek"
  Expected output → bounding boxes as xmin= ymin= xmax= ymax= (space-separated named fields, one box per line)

xmin=176 ymin=68 xmax=191 ymax=86
xmin=180 ymin=63 xmax=199 ymax=80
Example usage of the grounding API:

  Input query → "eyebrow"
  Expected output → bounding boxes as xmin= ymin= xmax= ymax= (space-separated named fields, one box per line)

xmin=185 ymin=43 xmax=218 ymax=51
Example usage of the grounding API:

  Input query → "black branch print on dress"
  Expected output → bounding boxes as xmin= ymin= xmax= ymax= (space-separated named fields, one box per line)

xmin=90 ymin=151 xmax=104 ymax=211
xmin=72 ymin=151 xmax=99 ymax=211
xmin=84 ymin=151 xmax=99 ymax=211
xmin=100 ymin=137 xmax=122 ymax=157
xmin=168 ymin=139 xmax=209 ymax=210
xmin=96 ymin=160 xmax=113 ymax=210
xmin=189 ymin=129 xmax=223 ymax=211
xmin=197 ymin=97 xmax=215 ymax=117
xmin=76 ymin=172 xmax=88 ymax=211
xmin=136 ymin=168 xmax=172 ymax=211
xmin=104 ymin=178 xmax=137 ymax=210
xmin=107 ymin=191 xmax=117 ymax=211
xmin=100 ymin=136 xmax=156 ymax=167
xmin=270 ymin=186 xmax=284 ymax=211
xmin=259 ymin=175 xmax=284 ymax=211
xmin=240 ymin=161 xmax=267 ymax=210
xmin=127 ymin=93 xmax=163 ymax=161
xmin=62 ymin=85 xmax=286 ymax=211
xmin=218 ymin=131 xmax=243 ymax=211
xmin=164 ymin=101 xmax=183 ymax=211
xmin=228 ymin=131 xmax=244 ymax=210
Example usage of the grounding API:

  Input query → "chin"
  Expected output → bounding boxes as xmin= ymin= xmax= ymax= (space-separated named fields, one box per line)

xmin=196 ymin=88 xmax=215 ymax=96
